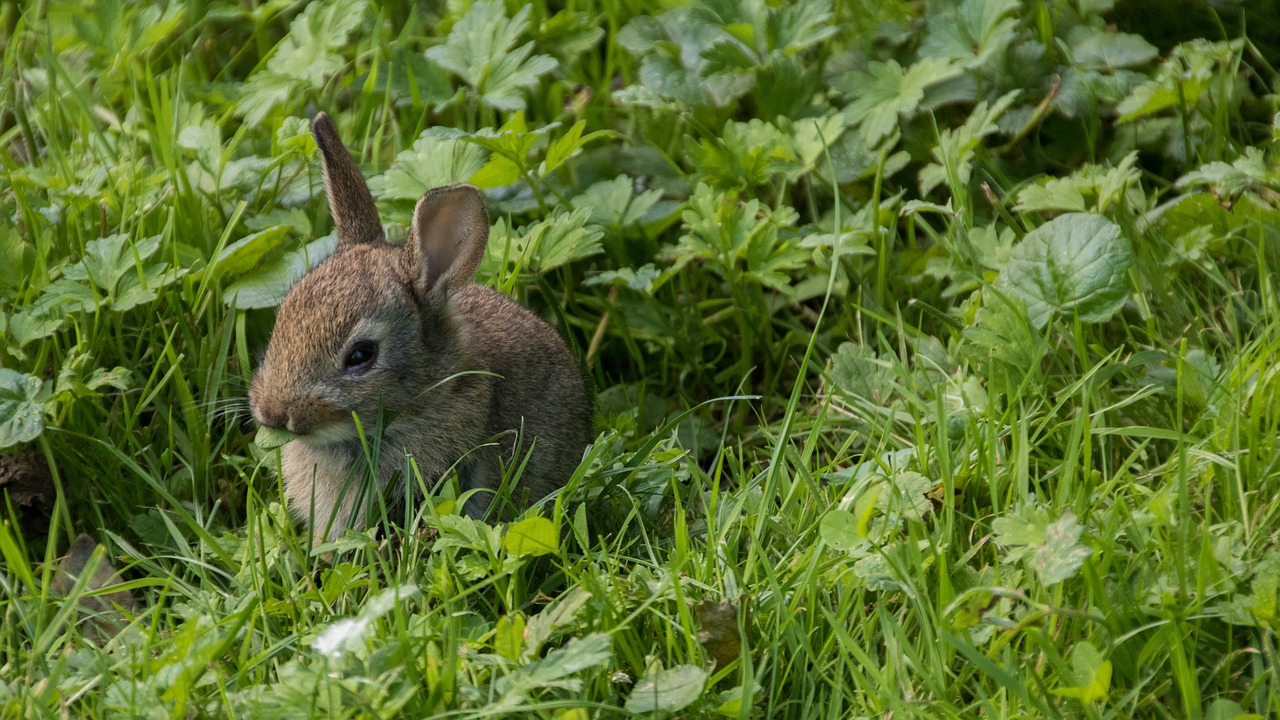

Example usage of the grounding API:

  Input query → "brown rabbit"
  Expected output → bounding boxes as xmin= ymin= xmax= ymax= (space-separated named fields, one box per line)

xmin=248 ymin=113 xmax=593 ymax=541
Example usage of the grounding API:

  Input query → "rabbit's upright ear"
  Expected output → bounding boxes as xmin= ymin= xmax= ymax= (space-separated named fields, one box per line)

xmin=404 ymin=184 xmax=489 ymax=299
xmin=312 ymin=113 xmax=385 ymax=248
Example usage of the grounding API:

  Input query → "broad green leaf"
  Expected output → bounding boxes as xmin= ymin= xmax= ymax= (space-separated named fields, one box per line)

xmin=994 ymin=507 xmax=1092 ymax=586
xmin=920 ymin=91 xmax=1018 ymax=196
xmin=59 ymin=233 xmax=182 ymax=312
xmin=945 ymin=587 xmax=998 ymax=630
xmin=539 ymin=121 xmax=616 ymax=178
xmin=1117 ymin=38 xmax=1239 ymax=123
xmin=254 ymin=425 xmax=296 ymax=450
xmin=1071 ymin=28 xmax=1159 ymax=69
xmin=689 ymin=118 xmax=817 ymax=190
xmin=7 ymin=307 xmax=67 ymax=350
xmin=877 ymin=471 xmax=936 ymax=521
xmin=617 ymin=9 xmax=755 ymax=108
xmin=1051 ymin=641 xmax=1112 ymax=702
xmin=673 ymin=183 xmax=803 ymax=294
xmin=425 ymin=1 xmax=557 ymax=112
xmin=583 ymin=264 xmax=663 ymax=294
xmin=239 ymin=0 xmax=368 ymax=123
xmin=1205 ymin=699 xmax=1265 ymax=720
xmin=625 ymin=665 xmax=708 ymax=714
xmin=494 ymin=613 xmax=526 ymax=661
xmin=837 ymin=58 xmax=960 ymax=146
xmin=66 ymin=233 xmax=158 ymax=297
xmin=464 ymin=114 xmax=558 ymax=188
xmin=574 ymin=176 xmax=664 ymax=228
xmin=523 ymin=587 xmax=590 ymax=658
xmin=829 ymin=343 xmax=894 ymax=405
xmin=1015 ymin=153 xmax=1140 ymax=213
xmin=694 ymin=600 xmax=743 ymax=668
xmin=312 ymin=584 xmax=418 ymax=659
xmin=962 ymin=284 xmax=1044 ymax=379
xmin=1033 ymin=513 xmax=1093 ymax=585
xmin=203 ymin=225 xmax=294 ymax=281
xmin=1222 ymin=550 xmax=1280 ymax=628
xmin=996 ymin=213 xmax=1134 ymax=328
xmin=0 ymin=369 xmax=49 ymax=448
xmin=503 ymin=516 xmax=558 ymax=557
xmin=768 ymin=0 xmax=837 ymax=54
xmin=484 ymin=208 xmax=603 ymax=278
xmin=224 ymin=235 xmax=337 ymax=309
xmin=920 ymin=0 xmax=1019 ymax=69
xmin=373 ymin=127 xmax=487 ymax=200
xmin=819 ymin=509 xmax=860 ymax=550
xmin=495 ymin=633 xmax=612 ymax=704
xmin=1176 ymin=147 xmax=1275 ymax=204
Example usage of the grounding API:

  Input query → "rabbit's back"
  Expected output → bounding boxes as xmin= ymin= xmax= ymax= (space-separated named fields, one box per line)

xmin=452 ymin=284 xmax=593 ymax=505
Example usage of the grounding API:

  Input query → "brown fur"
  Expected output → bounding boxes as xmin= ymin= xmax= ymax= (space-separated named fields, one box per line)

xmin=249 ymin=113 xmax=593 ymax=541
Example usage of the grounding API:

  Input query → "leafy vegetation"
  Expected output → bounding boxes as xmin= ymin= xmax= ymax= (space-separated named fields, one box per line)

xmin=1 ymin=0 xmax=1279 ymax=716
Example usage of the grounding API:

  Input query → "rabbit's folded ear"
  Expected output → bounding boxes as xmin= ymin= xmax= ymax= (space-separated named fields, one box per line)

xmin=404 ymin=184 xmax=489 ymax=298
xmin=312 ymin=113 xmax=385 ymax=248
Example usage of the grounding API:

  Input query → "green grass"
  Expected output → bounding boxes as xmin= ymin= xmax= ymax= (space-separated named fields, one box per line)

xmin=2 ymin=0 xmax=1280 ymax=717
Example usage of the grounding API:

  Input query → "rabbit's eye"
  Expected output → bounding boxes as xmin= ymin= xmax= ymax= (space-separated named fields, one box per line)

xmin=343 ymin=341 xmax=378 ymax=373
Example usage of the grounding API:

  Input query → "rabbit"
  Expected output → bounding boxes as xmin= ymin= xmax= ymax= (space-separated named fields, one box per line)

xmin=248 ymin=112 xmax=594 ymax=542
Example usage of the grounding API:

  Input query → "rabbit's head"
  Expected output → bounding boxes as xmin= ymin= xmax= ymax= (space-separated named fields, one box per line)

xmin=248 ymin=113 xmax=488 ymax=445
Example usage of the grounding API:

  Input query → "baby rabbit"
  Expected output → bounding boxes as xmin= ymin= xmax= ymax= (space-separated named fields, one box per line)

xmin=249 ymin=113 xmax=593 ymax=541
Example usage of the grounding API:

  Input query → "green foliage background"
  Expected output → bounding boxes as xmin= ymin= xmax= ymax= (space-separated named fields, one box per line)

xmin=1 ymin=0 xmax=1279 ymax=716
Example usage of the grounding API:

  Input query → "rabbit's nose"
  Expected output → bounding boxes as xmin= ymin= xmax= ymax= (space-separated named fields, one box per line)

xmin=253 ymin=403 xmax=288 ymax=430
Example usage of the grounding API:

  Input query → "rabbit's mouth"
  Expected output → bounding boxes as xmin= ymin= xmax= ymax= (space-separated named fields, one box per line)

xmin=293 ymin=421 xmax=364 ymax=446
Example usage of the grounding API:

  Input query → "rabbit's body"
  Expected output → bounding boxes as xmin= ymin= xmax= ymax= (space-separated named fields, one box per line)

xmin=250 ymin=114 xmax=592 ymax=540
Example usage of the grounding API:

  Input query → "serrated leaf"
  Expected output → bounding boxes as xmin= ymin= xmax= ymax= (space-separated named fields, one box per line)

xmin=583 ymin=264 xmax=663 ymax=294
xmin=837 ymin=58 xmax=960 ymax=146
xmin=539 ymin=121 xmax=615 ymax=177
xmin=920 ymin=91 xmax=1018 ymax=196
xmin=7 ymin=307 xmax=67 ymax=349
xmin=484 ymin=208 xmax=604 ymax=278
xmin=239 ymin=0 xmax=368 ymax=123
xmin=768 ymin=0 xmax=837 ymax=54
xmin=0 ymin=369 xmax=49 ymax=449
xmin=1033 ymin=514 xmax=1092 ymax=585
xmin=373 ymin=127 xmax=488 ymax=200
xmin=574 ymin=176 xmax=664 ymax=228
xmin=995 ymin=507 xmax=1092 ymax=586
xmin=673 ymin=183 xmax=803 ymax=294
xmin=312 ymin=584 xmax=418 ymax=659
xmin=829 ymin=343 xmax=895 ymax=405
xmin=625 ymin=665 xmax=708 ymax=714
xmin=425 ymin=1 xmax=557 ymax=111
xmin=877 ymin=471 xmax=936 ymax=521
xmin=920 ymin=0 xmax=1019 ymax=69
xmin=1176 ymin=147 xmax=1275 ymax=204
xmin=85 ymin=367 xmax=131 ymax=392
xmin=1015 ymin=153 xmax=1140 ymax=213
xmin=617 ymin=9 xmax=755 ymax=108
xmin=996 ymin=213 xmax=1133 ymax=328
xmin=1117 ymin=38 xmax=1237 ymax=123
xmin=503 ymin=516 xmax=558 ymax=557
xmin=1071 ymin=29 xmax=1159 ymax=69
